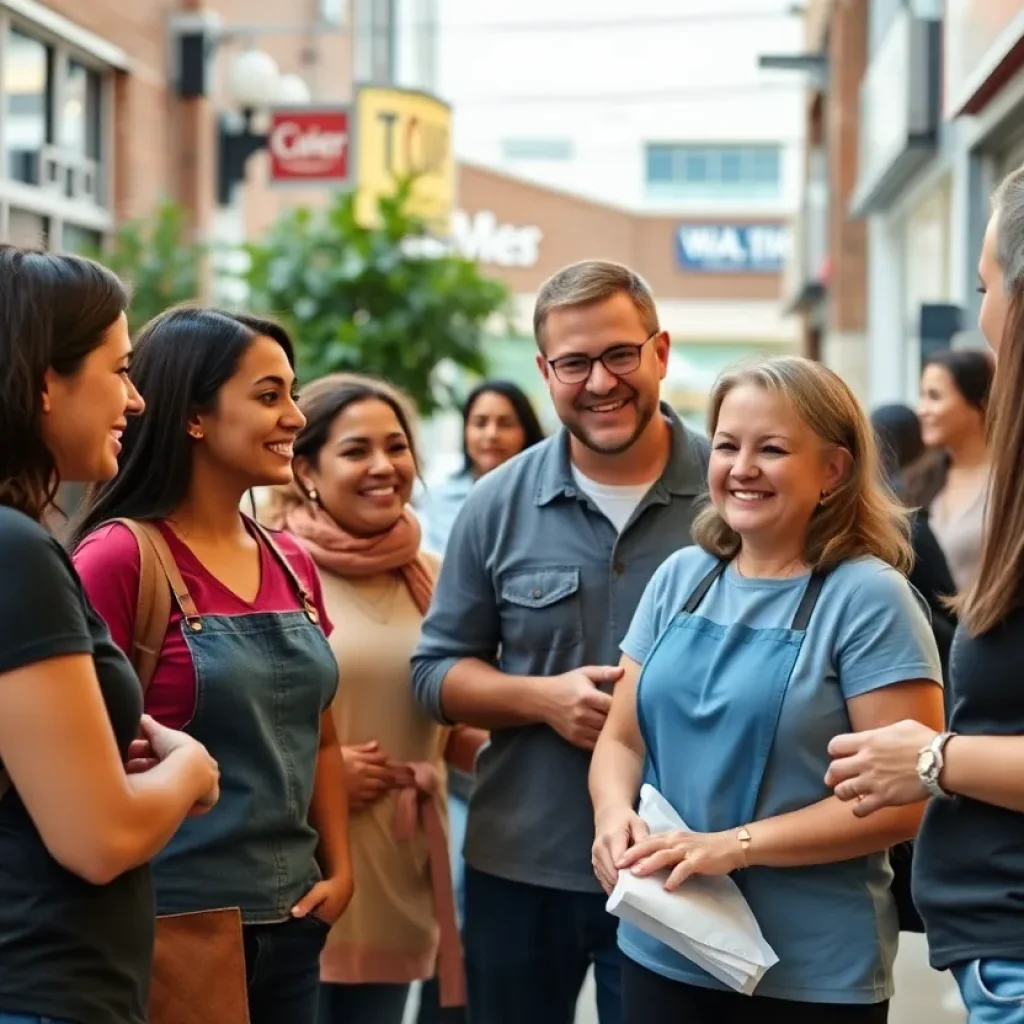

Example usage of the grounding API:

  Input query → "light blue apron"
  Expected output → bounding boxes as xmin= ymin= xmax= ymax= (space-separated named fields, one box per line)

xmin=622 ymin=559 xmax=829 ymax=980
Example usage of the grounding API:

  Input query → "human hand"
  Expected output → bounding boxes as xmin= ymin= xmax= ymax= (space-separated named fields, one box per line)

xmin=617 ymin=828 xmax=746 ymax=891
xmin=342 ymin=742 xmax=394 ymax=809
xmin=592 ymin=805 xmax=650 ymax=894
xmin=138 ymin=715 xmax=220 ymax=812
xmin=545 ymin=666 xmax=624 ymax=750
xmin=826 ymin=719 xmax=938 ymax=816
xmin=292 ymin=874 xmax=354 ymax=927
xmin=124 ymin=737 xmax=158 ymax=775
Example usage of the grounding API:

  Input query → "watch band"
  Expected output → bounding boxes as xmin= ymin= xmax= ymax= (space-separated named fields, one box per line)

xmin=920 ymin=731 xmax=956 ymax=798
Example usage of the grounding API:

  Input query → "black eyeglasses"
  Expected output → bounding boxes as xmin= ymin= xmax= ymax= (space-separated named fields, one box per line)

xmin=546 ymin=332 xmax=658 ymax=386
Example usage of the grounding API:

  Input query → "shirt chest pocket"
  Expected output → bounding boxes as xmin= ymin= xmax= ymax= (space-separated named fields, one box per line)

xmin=499 ymin=568 xmax=584 ymax=652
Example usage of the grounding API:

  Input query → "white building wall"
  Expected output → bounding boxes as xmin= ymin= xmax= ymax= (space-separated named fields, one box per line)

xmin=436 ymin=0 xmax=805 ymax=216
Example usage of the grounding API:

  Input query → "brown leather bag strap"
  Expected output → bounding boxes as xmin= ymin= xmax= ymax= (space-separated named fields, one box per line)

xmin=245 ymin=516 xmax=320 ymax=625
xmin=109 ymin=519 xmax=200 ymax=691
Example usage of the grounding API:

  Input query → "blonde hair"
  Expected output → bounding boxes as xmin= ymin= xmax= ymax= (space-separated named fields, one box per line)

xmin=533 ymin=260 xmax=659 ymax=348
xmin=692 ymin=356 xmax=913 ymax=573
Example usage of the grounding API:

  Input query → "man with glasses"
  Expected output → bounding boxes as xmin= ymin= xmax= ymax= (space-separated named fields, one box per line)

xmin=411 ymin=260 xmax=709 ymax=1024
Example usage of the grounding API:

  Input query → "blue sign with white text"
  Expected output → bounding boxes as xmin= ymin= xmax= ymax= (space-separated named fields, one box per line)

xmin=675 ymin=224 xmax=791 ymax=274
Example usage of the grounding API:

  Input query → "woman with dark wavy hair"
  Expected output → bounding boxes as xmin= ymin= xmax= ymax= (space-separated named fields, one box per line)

xmin=0 ymin=249 xmax=218 ymax=1024
xmin=418 ymin=380 xmax=545 ymax=557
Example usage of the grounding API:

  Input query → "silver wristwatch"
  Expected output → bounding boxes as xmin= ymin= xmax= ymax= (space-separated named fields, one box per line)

xmin=916 ymin=731 xmax=956 ymax=799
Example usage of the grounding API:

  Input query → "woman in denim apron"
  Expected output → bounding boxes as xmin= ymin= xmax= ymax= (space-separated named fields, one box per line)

xmin=70 ymin=308 xmax=353 ymax=1024
xmin=826 ymin=165 xmax=1024 ymax=1024
xmin=591 ymin=356 xmax=944 ymax=1023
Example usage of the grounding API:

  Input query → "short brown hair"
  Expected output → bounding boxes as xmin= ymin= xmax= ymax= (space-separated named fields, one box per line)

xmin=533 ymin=260 xmax=659 ymax=348
xmin=960 ymin=164 xmax=1024 ymax=634
xmin=692 ymin=356 xmax=913 ymax=573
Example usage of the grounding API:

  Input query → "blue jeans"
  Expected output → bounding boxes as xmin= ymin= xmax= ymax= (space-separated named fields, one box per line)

xmin=244 ymin=916 xmax=329 ymax=1024
xmin=0 ymin=1016 xmax=74 ymax=1023
xmin=463 ymin=866 xmax=622 ymax=1024
xmin=953 ymin=960 xmax=1024 ymax=1023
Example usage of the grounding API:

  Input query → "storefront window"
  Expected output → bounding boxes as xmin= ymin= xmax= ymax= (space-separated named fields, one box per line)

xmin=5 ymin=29 xmax=53 ymax=186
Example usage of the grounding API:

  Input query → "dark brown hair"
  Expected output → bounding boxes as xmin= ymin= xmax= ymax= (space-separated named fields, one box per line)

xmin=263 ymin=373 xmax=420 ymax=524
xmin=902 ymin=348 xmax=994 ymax=508
xmin=0 ymin=246 xmax=128 ymax=521
xmin=960 ymin=164 xmax=1024 ymax=635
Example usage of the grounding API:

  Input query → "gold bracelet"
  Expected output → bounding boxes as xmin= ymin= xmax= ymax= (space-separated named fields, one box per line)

xmin=736 ymin=826 xmax=752 ymax=868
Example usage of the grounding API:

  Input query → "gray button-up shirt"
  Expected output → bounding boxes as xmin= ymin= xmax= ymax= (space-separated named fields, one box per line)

xmin=411 ymin=406 xmax=710 ymax=893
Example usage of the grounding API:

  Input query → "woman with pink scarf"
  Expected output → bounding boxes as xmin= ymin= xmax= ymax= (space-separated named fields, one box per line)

xmin=266 ymin=374 xmax=484 ymax=1024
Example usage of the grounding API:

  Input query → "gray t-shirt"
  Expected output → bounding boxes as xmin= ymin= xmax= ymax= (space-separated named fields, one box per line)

xmin=620 ymin=548 xmax=942 ymax=1003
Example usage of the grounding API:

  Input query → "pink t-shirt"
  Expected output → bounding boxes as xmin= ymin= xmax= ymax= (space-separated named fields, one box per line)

xmin=73 ymin=521 xmax=334 ymax=731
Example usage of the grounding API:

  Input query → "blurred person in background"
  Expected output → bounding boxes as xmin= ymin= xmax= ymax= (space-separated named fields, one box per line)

xmin=905 ymin=349 xmax=993 ymax=592
xmin=70 ymin=308 xmax=350 ymax=1024
xmin=0 ymin=249 xmax=219 ymax=1024
xmin=871 ymin=404 xmax=957 ymax=678
xmin=827 ymin=164 xmax=1024 ymax=1024
xmin=591 ymin=356 xmax=943 ymax=1023
xmin=419 ymin=380 xmax=545 ymax=557
xmin=416 ymin=378 xmax=543 ymax=1024
xmin=412 ymin=260 xmax=710 ymax=1024
xmin=266 ymin=374 xmax=483 ymax=1024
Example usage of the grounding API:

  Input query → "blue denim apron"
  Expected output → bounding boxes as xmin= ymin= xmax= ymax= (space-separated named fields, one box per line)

xmin=623 ymin=560 xmax=828 ymax=972
xmin=152 ymin=522 xmax=339 ymax=924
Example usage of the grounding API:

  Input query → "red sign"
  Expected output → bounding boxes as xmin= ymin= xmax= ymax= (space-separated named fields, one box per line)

xmin=268 ymin=107 xmax=351 ymax=187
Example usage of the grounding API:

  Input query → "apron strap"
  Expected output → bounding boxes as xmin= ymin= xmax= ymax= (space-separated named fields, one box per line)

xmin=682 ymin=559 xmax=729 ymax=614
xmin=245 ymin=516 xmax=321 ymax=626
xmin=682 ymin=558 xmax=832 ymax=632
xmin=790 ymin=568 xmax=831 ymax=631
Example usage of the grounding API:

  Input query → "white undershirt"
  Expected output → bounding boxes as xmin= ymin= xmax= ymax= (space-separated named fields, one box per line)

xmin=571 ymin=465 xmax=655 ymax=533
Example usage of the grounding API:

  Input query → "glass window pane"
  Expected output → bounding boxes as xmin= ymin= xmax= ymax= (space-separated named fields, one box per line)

xmin=720 ymin=150 xmax=743 ymax=183
xmin=64 ymin=61 xmax=102 ymax=161
xmin=645 ymin=145 xmax=674 ymax=183
xmin=682 ymin=150 xmax=709 ymax=183
xmin=5 ymin=30 xmax=53 ymax=185
xmin=7 ymin=207 xmax=51 ymax=249
xmin=749 ymin=147 xmax=781 ymax=184
xmin=63 ymin=224 xmax=103 ymax=255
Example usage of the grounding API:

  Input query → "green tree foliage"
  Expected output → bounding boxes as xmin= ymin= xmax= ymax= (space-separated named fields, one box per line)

xmin=242 ymin=180 xmax=509 ymax=414
xmin=86 ymin=200 xmax=205 ymax=335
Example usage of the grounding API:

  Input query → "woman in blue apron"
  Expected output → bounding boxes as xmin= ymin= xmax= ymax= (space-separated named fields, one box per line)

xmin=590 ymin=356 xmax=945 ymax=1022
xmin=70 ymin=308 xmax=353 ymax=1024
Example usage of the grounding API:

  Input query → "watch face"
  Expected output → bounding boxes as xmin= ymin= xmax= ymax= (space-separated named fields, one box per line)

xmin=917 ymin=750 xmax=937 ymax=777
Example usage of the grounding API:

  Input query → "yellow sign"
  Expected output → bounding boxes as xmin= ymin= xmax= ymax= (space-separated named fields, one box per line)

xmin=354 ymin=87 xmax=454 ymax=231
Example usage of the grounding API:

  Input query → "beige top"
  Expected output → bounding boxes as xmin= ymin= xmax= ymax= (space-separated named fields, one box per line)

xmin=318 ymin=567 xmax=449 ymax=985
xmin=929 ymin=479 xmax=988 ymax=593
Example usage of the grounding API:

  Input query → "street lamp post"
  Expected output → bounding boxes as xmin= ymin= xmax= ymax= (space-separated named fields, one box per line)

xmin=169 ymin=15 xmax=315 ymax=303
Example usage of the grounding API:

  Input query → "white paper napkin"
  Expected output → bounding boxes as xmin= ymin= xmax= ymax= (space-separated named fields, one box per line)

xmin=606 ymin=784 xmax=778 ymax=995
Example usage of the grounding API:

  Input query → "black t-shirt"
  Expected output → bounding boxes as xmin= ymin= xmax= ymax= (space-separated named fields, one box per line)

xmin=914 ymin=608 xmax=1024 ymax=970
xmin=0 ymin=506 xmax=153 ymax=1024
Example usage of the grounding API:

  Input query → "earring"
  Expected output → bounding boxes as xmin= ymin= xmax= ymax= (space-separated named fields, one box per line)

xmin=306 ymin=487 xmax=319 ymax=504
xmin=188 ymin=428 xmax=203 ymax=440
xmin=818 ymin=490 xmax=830 ymax=507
